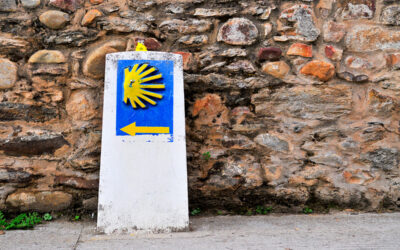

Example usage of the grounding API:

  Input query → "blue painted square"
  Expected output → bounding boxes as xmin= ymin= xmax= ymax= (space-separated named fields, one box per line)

xmin=116 ymin=60 xmax=174 ymax=139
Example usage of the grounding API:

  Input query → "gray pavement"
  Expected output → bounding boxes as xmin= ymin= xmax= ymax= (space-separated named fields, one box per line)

xmin=1 ymin=212 xmax=400 ymax=250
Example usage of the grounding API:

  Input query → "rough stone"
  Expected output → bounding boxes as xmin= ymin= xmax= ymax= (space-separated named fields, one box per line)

xmin=224 ymin=155 xmax=263 ymax=189
xmin=262 ymin=61 xmax=290 ymax=79
xmin=325 ymin=45 xmax=343 ymax=61
xmin=226 ymin=60 xmax=256 ymax=74
xmin=21 ymin=0 xmax=40 ymax=8
xmin=345 ymin=25 xmax=400 ymax=52
xmin=276 ymin=4 xmax=320 ymax=42
xmin=260 ymin=7 xmax=274 ymax=20
xmin=254 ymin=134 xmax=289 ymax=152
xmin=43 ymin=29 xmax=99 ymax=47
xmin=97 ymin=16 xmax=149 ymax=33
xmin=353 ymin=74 xmax=369 ymax=82
xmin=201 ymin=61 xmax=226 ymax=73
xmin=323 ymin=21 xmax=346 ymax=43
xmin=178 ymin=35 xmax=208 ymax=47
xmin=49 ymin=0 xmax=81 ymax=12
xmin=0 ymin=59 xmax=17 ymax=89
xmin=6 ymin=191 xmax=72 ymax=212
xmin=0 ymin=133 xmax=67 ymax=156
xmin=287 ymin=43 xmax=312 ymax=57
xmin=0 ymin=169 xmax=32 ymax=183
xmin=218 ymin=48 xmax=247 ymax=57
xmin=0 ymin=103 xmax=58 ymax=122
xmin=81 ymin=9 xmax=102 ymax=26
xmin=316 ymin=0 xmax=334 ymax=18
xmin=28 ymin=63 xmax=68 ymax=75
xmin=55 ymin=176 xmax=98 ymax=189
xmin=0 ymin=0 xmax=16 ymax=11
xmin=28 ymin=50 xmax=66 ymax=64
xmin=338 ymin=0 xmax=375 ymax=19
xmin=127 ymin=37 xmax=162 ymax=51
xmin=39 ymin=10 xmax=70 ymax=29
xmin=345 ymin=54 xmax=387 ymax=72
xmin=82 ymin=197 xmax=98 ymax=210
xmin=381 ymin=6 xmax=400 ymax=25
xmin=66 ymin=90 xmax=98 ymax=121
xmin=253 ymin=85 xmax=352 ymax=120
xmin=83 ymin=40 xmax=126 ymax=79
xmin=217 ymin=18 xmax=258 ymax=45
xmin=368 ymin=89 xmax=397 ymax=117
xmin=192 ymin=94 xmax=229 ymax=127
xmin=300 ymin=60 xmax=335 ymax=81
xmin=0 ymin=34 xmax=31 ymax=57
xmin=365 ymin=148 xmax=399 ymax=171
xmin=387 ymin=53 xmax=400 ymax=69
xmin=173 ymin=52 xmax=193 ymax=71
xmin=160 ymin=19 xmax=212 ymax=34
xmin=257 ymin=47 xmax=282 ymax=61
xmin=338 ymin=72 xmax=369 ymax=82
xmin=194 ymin=8 xmax=237 ymax=17
xmin=263 ymin=23 xmax=272 ymax=38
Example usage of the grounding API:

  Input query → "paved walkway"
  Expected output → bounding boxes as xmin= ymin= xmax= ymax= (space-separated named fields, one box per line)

xmin=1 ymin=212 xmax=400 ymax=250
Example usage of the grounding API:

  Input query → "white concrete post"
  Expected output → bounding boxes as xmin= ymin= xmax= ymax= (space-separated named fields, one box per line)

xmin=97 ymin=52 xmax=188 ymax=234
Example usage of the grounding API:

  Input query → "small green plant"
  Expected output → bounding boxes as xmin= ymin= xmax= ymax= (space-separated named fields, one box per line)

xmin=190 ymin=208 xmax=201 ymax=216
xmin=303 ymin=207 xmax=313 ymax=214
xmin=202 ymin=152 xmax=211 ymax=161
xmin=0 ymin=211 xmax=7 ymax=229
xmin=43 ymin=213 xmax=53 ymax=221
xmin=0 ymin=212 xmax=42 ymax=230
xmin=73 ymin=215 xmax=80 ymax=221
xmin=246 ymin=209 xmax=253 ymax=216
xmin=217 ymin=210 xmax=223 ymax=215
xmin=255 ymin=206 xmax=273 ymax=215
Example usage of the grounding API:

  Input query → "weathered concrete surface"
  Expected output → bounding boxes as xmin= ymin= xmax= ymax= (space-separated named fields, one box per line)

xmin=2 ymin=213 xmax=400 ymax=250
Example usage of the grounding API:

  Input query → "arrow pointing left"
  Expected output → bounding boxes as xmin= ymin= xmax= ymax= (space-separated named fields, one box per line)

xmin=120 ymin=122 xmax=170 ymax=136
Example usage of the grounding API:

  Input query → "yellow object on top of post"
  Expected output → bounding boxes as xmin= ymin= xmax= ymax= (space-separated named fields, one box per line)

xmin=136 ymin=42 xmax=148 ymax=51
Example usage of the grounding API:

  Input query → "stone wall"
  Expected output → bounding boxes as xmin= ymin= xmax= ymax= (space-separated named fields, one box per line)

xmin=0 ymin=0 xmax=400 ymax=213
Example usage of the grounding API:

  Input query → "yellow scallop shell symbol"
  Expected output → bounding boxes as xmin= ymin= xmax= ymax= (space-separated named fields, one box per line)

xmin=123 ymin=64 xmax=165 ymax=109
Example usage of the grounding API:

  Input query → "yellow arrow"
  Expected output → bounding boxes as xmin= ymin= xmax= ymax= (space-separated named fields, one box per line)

xmin=120 ymin=122 xmax=170 ymax=136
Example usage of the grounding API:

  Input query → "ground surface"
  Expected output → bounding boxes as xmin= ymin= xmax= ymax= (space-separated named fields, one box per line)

xmin=1 ymin=212 xmax=400 ymax=250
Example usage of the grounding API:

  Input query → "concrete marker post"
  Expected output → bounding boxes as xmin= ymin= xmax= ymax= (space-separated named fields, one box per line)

xmin=98 ymin=51 xmax=188 ymax=234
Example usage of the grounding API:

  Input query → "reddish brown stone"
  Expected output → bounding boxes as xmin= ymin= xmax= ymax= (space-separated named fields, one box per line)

xmin=173 ymin=52 xmax=193 ymax=71
xmin=81 ymin=9 xmax=102 ymax=26
xmin=300 ymin=60 xmax=335 ymax=81
xmin=287 ymin=43 xmax=312 ymax=57
xmin=49 ymin=0 xmax=81 ymax=12
xmin=192 ymin=94 xmax=229 ymax=126
xmin=217 ymin=18 xmax=258 ymax=45
xmin=129 ymin=37 xmax=162 ymax=51
xmin=387 ymin=53 xmax=400 ymax=69
xmin=325 ymin=45 xmax=343 ymax=61
xmin=257 ymin=47 xmax=282 ymax=61
xmin=343 ymin=170 xmax=365 ymax=184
